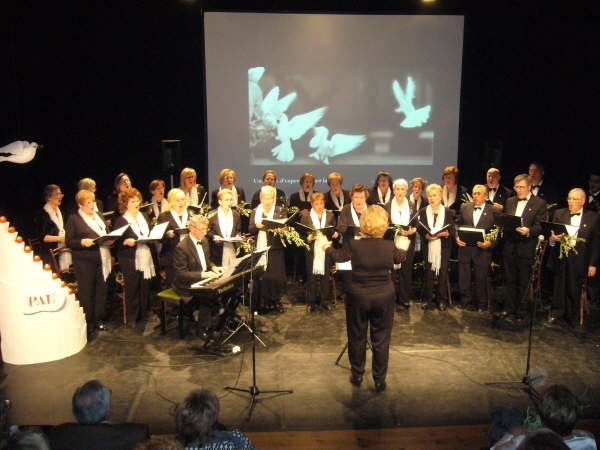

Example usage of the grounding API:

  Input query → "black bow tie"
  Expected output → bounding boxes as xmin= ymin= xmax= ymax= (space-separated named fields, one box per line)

xmin=473 ymin=207 xmax=481 ymax=211
xmin=518 ymin=198 xmax=528 ymax=202
xmin=488 ymin=188 xmax=496 ymax=193
xmin=196 ymin=240 xmax=202 ymax=245
xmin=570 ymin=212 xmax=581 ymax=217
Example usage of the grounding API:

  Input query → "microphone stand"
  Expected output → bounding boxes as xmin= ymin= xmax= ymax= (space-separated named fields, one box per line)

xmin=225 ymin=237 xmax=293 ymax=419
xmin=486 ymin=236 xmax=546 ymax=395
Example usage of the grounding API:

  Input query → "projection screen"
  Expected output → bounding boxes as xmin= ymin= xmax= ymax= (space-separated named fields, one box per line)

xmin=204 ymin=12 xmax=464 ymax=196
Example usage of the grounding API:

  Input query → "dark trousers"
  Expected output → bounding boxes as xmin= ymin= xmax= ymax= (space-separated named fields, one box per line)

xmin=553 ymin=260 xmax=586 ymax=326
xmin=458 ymin=248 xmax=491 ymax=309
xmin=305 ymin=273 xmax=331 ymax=307
xmin=122 ymin=265 xmax=151 ymax=324
xmin=345 ymin=288 xmax=394 ymax=383
xmin=502 ymin=242 xmax=534 ymax=315
xmin=423 ymin=263 xmax=449 ymax=306
xmin=73 ymin=258 xmax=107 ymax=328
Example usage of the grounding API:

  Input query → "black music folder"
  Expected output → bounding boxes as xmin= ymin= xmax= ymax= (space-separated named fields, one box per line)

xmin=457 ymin=226 xmax=486 ymax=245
xmin=293 ymin=222 xmax=335 ymax=239
xmin=541 ymin=221 xmax=570 ymax=238
xmin=418 ymin=220 xmax=451 ymax=237
xmin=495 ymin=213 xmax=523 ymax=229
xmin=261 ymin=211 xmax=299 ymax=230
xmin=93 ymin=224 xmax=129 ymax=245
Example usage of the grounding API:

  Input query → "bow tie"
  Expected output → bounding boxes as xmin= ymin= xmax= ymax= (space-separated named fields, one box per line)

xmin=473 ymin=207 xmax=481 ymax=211
xmin=488 ymin=188 xmax=496 ymax=193
xmin=196 ymin=239 xmax=203 ymax=246
xmin=570 ymin=212 xmax=581 ymax=217
xmin=518 ymin=198 xmax=528 ymax=202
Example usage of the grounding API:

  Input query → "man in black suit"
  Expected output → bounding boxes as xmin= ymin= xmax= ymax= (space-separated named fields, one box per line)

xmin=529 ymin=161 xmax=559 ymax=210
xmin=485 ymin=167 xmax=512 ymax=211
xmin=172 ymin=215 xmax=224 ymax=334
xmin=585 ymin=172 xmax=600 ymax=213
xmin=500 ymin=174 xmax=547 ymax=319
xmin=47 ymin=379 xmax=149 ymax=450
xmin=549 ymin=188 xmax=599 ymax=327
xmin=455 ymin=185 xmax=497 ymax=312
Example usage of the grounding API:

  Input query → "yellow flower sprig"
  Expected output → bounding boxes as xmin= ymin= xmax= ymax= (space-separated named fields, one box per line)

xmin=485 ymin=225 xmax=501 ymax=243
xmin=271 ymin=226 xmax=309 ymax=250
xmin=558 ymin=234 xmax=585 ymax=260
xmin=236 ymin=200 xmax=252 ymax=218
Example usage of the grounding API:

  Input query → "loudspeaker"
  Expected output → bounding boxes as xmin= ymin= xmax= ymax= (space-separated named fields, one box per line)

xmin=161 ymin=139 xmax=181 ymax=174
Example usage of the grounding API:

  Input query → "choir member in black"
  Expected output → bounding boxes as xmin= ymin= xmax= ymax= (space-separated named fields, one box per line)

xmin=210 ymin=168 xmax=246 ymax=209
xmin=157 ymin=188 xmax=189 ymax=287
xmin=368 ymin=171 xmax=392 ymax=207
xmin=441 ymin=165 xmax=469 ymax=217
xmin=207 ymin=189 xmax=242 ymax=268
xmin=289 ymin=172 xmax=317 ymax=282
xmin=301 ymin=192 xmax=338 ymax=312
xmin=418 ymin=183 xmax=454 ymax=311
xmin=500 ymin=173 xmax=547 ymax=320
xmin=180 ymin=167 xmax=206 ymax=208
xmin=172 ymin=215 xmax=224 ymax=337
xmin=146 ymin=179 xmax=168 ymax=224
xmin=585 ymin=172 xmax=600 ymax=213
xmin=112 ymin=188 xmax=157 ymax=327
xmin=409 ymin=177 xmax=428 ymax=270
xmin=549 ymin=188 xmax=599 ymax=327
xmin=322 ymin=205 xmax=405 ymax=392
xmin=249 ymin=186 xmax=289 ymax=313
xmin=485 ymin=167 xmax=513 ymax=211
xmin=77 ymin=177 xmax=104 ymax=214
xmin=324 ymin=171 xmax=350 ymax=213
xmin=104 ymin=172 xmax=132 ymax=217
xmin=66 ymin=190 xmax=112 ymax=339
xmin=250 ymin=169 xmax=286 ymax=209
xmin=455 ymin=185 xmax=497 ymax=312
xmin=528 ymin=161 xmax=559 ymax=209
xmin=336 ymin=183 xmax=370 ymax=241
xmin=386 ymin=178 xmax=418 ymax=310
xmin=34 ymin=184 xmax=71 ymax=270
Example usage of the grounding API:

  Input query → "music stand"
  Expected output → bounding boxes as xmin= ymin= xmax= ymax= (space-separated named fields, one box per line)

xmin=225 ymin=245 xmax=293 ymax=418
xmin=221 ymin=249 xmax=268 ymax=347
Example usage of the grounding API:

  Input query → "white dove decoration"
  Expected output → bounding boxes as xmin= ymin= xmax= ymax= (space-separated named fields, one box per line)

xmin=308 ymin=126 xmax=366 ymax=165
xmin=260 ymin=86 xmax=297 ymax=129
xmin=0 ymin=141 xmax=41 ymax=164
xmin=392 ymin=77 xmax=431 ymax=128
xmin=248 ymin=66 xmax=265 ymax=120
xmin=271 ymin=107 xmax=327 ymax=162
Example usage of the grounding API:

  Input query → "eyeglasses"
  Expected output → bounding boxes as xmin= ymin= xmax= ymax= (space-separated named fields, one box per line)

xmin=513 ymin=185 xmax=528 ymax=190
xmin=52 ymin=192 xmax=64 ymax=197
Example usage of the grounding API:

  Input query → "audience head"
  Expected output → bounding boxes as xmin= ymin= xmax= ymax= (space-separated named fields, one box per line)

xmin=262 ymin=169 xmax=278 ymax=187
xmin=180 ymin=168 xmax=197 ymax=191
xmin=350 ymin=183 xmax=369 ymax=211
xmin=118 ymin=187 xmax=143 ymax=214
xmin=486 ymin=168 xmax=501 ymax=187
xmin=513 ymin=174 xmax=532 ymax=199
xmin=538 ymin=384 xmax=582 ymax=437
xmin=72 ymin=379 xmax=111 ymax=425
xmin=77 ymin=177 xmax=97 ymax=193
xmin=218 ymin=168 xmax=236 ymax=188
xmin=6 ymin=427 xmax=51 ymax=450
xmin=516 ymin=430 xmax=569 ymax=450
xmin=442 ymin=165 xmax=459 ymax=187
xmin=175 ymin=389 xmax=220 ymax=447
xmin=113 ymin=172 xmax=132 ymax=194
xmin=359 ymin=205 xmax=389 ymax=238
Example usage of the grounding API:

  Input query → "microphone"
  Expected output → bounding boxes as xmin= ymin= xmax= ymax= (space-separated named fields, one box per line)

xmin=535 ymin=234 xmax=544 ymax=253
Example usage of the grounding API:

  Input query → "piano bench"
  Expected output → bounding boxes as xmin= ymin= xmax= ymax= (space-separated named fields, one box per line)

xmin=157 ymin=288 xmax=185 ymax=339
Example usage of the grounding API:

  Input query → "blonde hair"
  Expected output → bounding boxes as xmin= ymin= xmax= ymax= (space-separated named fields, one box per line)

xmin=180 ymin=167 xmax=197 ymax=187
xmin=360 ymin=205 xmax=389 ymax=238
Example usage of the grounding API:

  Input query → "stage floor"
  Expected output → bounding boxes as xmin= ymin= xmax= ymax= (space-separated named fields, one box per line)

xmin=2 ymin=280 xmax=600 ymax=438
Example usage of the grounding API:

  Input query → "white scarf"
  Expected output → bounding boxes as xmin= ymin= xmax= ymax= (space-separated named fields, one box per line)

xmin=78 ymin=210 xmax=112 ymax=281
xmin=44 ymin=202 xmax=71 ymax=269
xmin=298 ymin=190 xmax=314 ymax=203
xmin=124 ymin=211 xmax=155 ymax=279
xmin=426 ymin=205 xmax=445 ymax=276
xmin=218 ymin=207 xmax=236 ymax=267
xmin=442 ymin=185 xmax=457 ymax=207
xmin=151 ymin=197 xmax=168 ymax=218
xmin=350 ymin=205 xmax=365 ymax=228
xmin=186 ymin=186 xmax=199 ymax=206
xmin=377 ymin=187 xmax=391 ymax=205
xmin=390 ymin=197 xmax=410 ymax=225
xmin=254 ymin=203 xmax=274 ymax=267
xmin=310 ymin=209 xmax=327 ymax=275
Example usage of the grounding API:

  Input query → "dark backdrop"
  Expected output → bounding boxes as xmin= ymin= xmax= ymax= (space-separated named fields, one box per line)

xmin=1 ymin=1 xmax=598 ymax=236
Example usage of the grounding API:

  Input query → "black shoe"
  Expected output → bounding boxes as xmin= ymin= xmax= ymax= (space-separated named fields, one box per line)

xmin=421 ymin=302 xmax=433 ymax=310
xmin=321 ymin=304 xmax=333 ymax=312
xmin=309 ymin=305 xmax=319 ymax=313
xmin=439 ymin=303 xmax=448 ymax=312
xmin=350 ymin=375 xmax=363 ymax=387
xmin=374 ymin=381 xmax=387 ymax=392
xmin=274 ymin=303 xmax=285 ymax=313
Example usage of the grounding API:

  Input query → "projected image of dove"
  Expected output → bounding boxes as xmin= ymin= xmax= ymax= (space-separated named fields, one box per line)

xmin=206 ymin=13 xmax=463 ymax=194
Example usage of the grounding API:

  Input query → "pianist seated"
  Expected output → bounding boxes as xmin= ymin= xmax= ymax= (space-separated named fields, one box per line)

xmin=172 ymin=215 xmax=224 ymax=337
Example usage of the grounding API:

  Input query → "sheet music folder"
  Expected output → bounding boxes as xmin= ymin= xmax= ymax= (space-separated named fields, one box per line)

xmin=136 ymin=221 xmax=168 ymax=243
xmin=541 ymin=221 xmax=570 ymax=238
xmin=93 ymin=224 xmax=129 ymax=245
xmin=495 ymin=214 xmax=523 ymax=229
xmin=457 ymin=226 xmax=486 ymax=245
xmin=261 ymin=211 xmax=299 ymax=230
xmin=190 ymin=247 xmax=269 ymax=288
xmin=293 ymin=222 xmax=335 ymax=239
xmin=418 ymin=220 xmax=451 ymax=236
